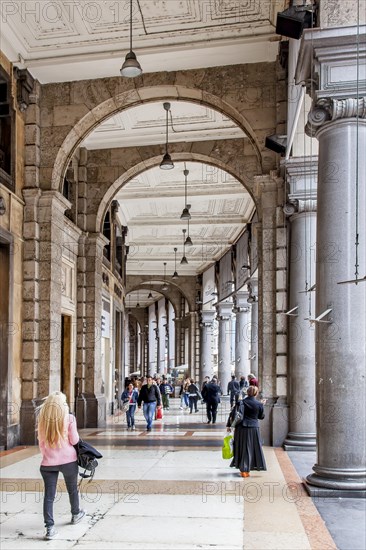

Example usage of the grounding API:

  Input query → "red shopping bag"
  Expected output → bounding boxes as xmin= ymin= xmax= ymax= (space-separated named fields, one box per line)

xmin=156 ymin=407 xmax=163 ymax=420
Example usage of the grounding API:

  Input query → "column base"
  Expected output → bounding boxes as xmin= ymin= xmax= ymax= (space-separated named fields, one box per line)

xmin=304 ymin=477 xmax=366 ymax=499
xmin=284 ymin=432 xmax=316 ymax=451
xmin=304 ymin=466 xmax=366 ymax=498
xmin=82 ymin=393 xmax=106 ymax=428
xmin=20 ymin=399 xmax=43 ymax=445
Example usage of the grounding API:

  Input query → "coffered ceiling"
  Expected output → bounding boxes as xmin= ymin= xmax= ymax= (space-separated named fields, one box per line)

xmin=1 ymin=0 xmax=286 ymax=82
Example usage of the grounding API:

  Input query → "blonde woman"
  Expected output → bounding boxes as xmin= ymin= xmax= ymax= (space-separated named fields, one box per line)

xmin=37 ymin=391 xmax=86 ymax=540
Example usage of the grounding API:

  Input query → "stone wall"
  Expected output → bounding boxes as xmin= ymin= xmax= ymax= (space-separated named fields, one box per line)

xmin=0 ymin=52 xmax=25 ymax=447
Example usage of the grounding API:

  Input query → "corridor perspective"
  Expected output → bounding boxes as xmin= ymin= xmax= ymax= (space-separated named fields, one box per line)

xmin=0 ymin=0 xmax=365 ymax=548
xmin=0 ymin=397 xmax=352 ymax=549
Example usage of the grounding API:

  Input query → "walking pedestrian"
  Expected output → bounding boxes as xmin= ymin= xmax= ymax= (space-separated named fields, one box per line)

xmin=201 ymin=377 xmax=221 ymax=424
xmin=37 ymin=391 xmax=86 ymax=540
xmin=226 ymin=385 xmax=266 ymax=477
xmin=121 ymin=383 xmax=139 ymax=430
xmin=137 ymin=376 xmax=162 ymax=431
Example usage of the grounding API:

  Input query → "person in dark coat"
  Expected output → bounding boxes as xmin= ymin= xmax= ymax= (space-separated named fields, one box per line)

xmin=227 ymin=375 xmax=240 ymax=407
xmin=226 ymin=385 xmax=266 ymax=477
xmin=137 ymin=376 xmax=162 ymax=431
xmin=201 ymin=377 xmax=221 ymax=424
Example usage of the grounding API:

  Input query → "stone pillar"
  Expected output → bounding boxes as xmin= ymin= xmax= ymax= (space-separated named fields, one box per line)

xmin=283 ymin=157 xmax=318 ymax=451
xmin=216 ymin=302 xmax=232 ymax=394
xmin=21 ymin=188 xmax=42 ymax=444
xmin=233 ymin=291 xmax=251 ymax=380
xmin=199 ymin=310 xmax=215 ymax=383
xmin=248 ymin=280 xmax=259 ymax=378
xmin=189 ymin=311 xmax=198 ymax=381
xmin=82 ymin=232 xmax=107 ymax=427
xmin=297 ymin=27 xmax=366 ymax=496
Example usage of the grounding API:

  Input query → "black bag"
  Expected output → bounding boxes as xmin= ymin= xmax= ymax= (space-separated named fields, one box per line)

xmin=230 ymin=401 xmax=244 ymax=428
xmin=74 ymin=439 xmax=103 ymax=481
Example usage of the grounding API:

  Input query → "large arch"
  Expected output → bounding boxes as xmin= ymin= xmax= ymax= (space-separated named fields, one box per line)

xmin=47 ymin=79 xmax=277 ymax=191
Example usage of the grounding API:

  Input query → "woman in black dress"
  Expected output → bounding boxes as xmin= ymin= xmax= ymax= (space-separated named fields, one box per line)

xmin=226 ymin=385 xmax=266 ymax=477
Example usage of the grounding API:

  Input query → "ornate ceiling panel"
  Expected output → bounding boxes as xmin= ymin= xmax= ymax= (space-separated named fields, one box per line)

xmin=116 ymin=161 xmax=254 ymax=276
xmin=1 ymin=0 xmax=285 ymax=82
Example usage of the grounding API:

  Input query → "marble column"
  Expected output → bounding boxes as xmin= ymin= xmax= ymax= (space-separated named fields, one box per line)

xmin=283 ymin=157 xmax=318 ymax=451
xmin=297 ymin=27 xmax=366 ymax=496
xmin=216 ymin=302 xmax=232 ymax=394
xmin=199 ymin=310 xmax=215 ymax=383
xmin=247 ymin=280 xmax=259 ymax=378
xmin=233 ymin=291 xmax=251 ymax=381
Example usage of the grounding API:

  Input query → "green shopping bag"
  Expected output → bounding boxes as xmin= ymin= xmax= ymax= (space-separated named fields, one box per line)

xmin=222 ymin=434 xmax=234 ymax=459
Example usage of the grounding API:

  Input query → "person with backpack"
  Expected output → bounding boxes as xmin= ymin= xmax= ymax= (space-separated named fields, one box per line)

xmin=37 ymin=391 xmax=86 ymax=540
xmin=226 ymin=386 xmax=266 ymax=477
xmin=159 ymin=378 xmax=174 ymax=410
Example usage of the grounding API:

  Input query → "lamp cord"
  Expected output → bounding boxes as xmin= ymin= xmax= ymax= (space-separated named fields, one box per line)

xmin=354 ymin=0 xmax=360 ymax=281
xmin=129 ymin=0 xmax=133 ymax=52
xmin=165 ymin=108 xmax=169 ymax=154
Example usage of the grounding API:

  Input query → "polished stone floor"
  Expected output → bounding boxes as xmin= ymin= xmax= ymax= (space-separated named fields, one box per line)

xmin=0 ymin=398 xmax=354 ymax=549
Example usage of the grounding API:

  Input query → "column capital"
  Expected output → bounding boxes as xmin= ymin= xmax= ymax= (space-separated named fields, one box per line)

xmin=200 ymin=309 xmax=215 ymax=327
xmin=282 ymin=155 xmax=318 ymax=200
xmin=233 ymin=290 xmax=250 ymax=312
xmin=216 ymin=301 xmax=233 ymax=320
xmin=285 ymin=198 xmax=318 ymax=218
xmin=306 ymin=97 xmax=366 ymax=137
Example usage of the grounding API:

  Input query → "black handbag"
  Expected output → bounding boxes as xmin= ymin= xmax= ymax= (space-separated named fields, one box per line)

xmin=74 ymin=439 xmax=103 ymax=481
xmin=230 ymin=401 xmax=244 ymax=428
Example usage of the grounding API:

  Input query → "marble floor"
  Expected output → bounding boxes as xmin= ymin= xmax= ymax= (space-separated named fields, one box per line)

xmin=0 ymin=400 xmax=338 ymax=549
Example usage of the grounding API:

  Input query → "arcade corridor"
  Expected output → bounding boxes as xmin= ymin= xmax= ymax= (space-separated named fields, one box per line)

xmin=2 ymin=398 xmax=363 ymax=549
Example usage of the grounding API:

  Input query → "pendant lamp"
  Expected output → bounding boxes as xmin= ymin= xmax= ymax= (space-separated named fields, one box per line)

xmin=120 ymin=0 xmax=142 ymax=77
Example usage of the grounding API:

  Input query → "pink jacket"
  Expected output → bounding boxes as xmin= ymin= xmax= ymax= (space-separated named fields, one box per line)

xmin=39 ymin=413 xmax=79 ymax=466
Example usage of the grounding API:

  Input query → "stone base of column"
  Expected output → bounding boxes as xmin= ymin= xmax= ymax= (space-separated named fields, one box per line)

xmin=304 ymin=467 xmax=366 ymax=498
xmin=20 ymin=399 xmax=43 ymax=445
xmin=75 ymin=394 xmax=87 ymax=428
xmin=284 ymin=432 xmax=316 ymax=451
xmin=83 ymin=393 xmax=106 ymax=428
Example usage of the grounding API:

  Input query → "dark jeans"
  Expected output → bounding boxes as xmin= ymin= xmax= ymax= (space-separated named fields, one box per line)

xmin=189 ymin=396 xmax=198 ymax=412
xmin=40 ymin=461 xmax=80 ymax=527
xmin=206 ymin=401 xmax=218 ymax=423
xmin=230 ymin=393 xmax=240 ymax=407
xmin=126 ymin=404 xmax=136 ymax=427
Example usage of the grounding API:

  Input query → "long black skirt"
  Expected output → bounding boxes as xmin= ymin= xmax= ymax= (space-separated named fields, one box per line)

xmin=230 ymin=425 xmax=266 ymax=472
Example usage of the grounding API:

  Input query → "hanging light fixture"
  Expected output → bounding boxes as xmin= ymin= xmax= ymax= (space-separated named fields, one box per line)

xmin=162 ymin=262 xmax=169 ymax=291
xmin=120 ymin=0 xmax=142 ymax=77
xmin=180 ymin=168 xmax=191 ymax=220
xmin=136 ymin=289 xmax=140 ymax=308
xmin=148 ymin=291 xmax=153 ymax=299
xmin=160 ymin=102 xmax=174 ymax=170
xmin=185 ymin=218 xmax=193 ymax=247
xmin=180 ymin=229 xmax=188 ymax=265
xmin=172 ymin=247 xmax=179 ymax=279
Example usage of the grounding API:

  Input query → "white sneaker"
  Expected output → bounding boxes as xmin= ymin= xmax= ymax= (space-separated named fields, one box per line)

xmin=44 ymin=526 xmax=58 ymax=540
xmin=71 ymin=509 xmax=86 ymax=524
xmin=132 ymin=426 xmax=136 ymax=431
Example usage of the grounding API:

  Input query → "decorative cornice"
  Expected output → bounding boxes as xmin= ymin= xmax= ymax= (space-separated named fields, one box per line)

xmin=306 ymin=97 xmax=366 ymax=137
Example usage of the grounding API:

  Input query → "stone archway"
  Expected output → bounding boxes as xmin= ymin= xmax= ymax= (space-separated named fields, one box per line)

xmin=40 ymin=65 xmax=279 ymax=193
